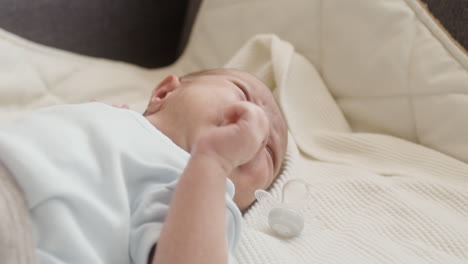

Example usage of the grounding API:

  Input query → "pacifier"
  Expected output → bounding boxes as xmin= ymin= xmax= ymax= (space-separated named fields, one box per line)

xmin=255 ymin=179 xmax=311 ymax=238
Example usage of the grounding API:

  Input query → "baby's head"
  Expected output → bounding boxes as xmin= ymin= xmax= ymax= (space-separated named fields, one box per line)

xmin=144 ymin=69 xmax=288 ymax=211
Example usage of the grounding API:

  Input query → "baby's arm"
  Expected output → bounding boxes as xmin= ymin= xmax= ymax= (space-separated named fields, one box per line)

xmin=151 ymin=102 xmax=269 ymax=264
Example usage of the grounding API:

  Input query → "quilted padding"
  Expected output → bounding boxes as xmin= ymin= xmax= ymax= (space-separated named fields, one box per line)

xmin=2 ymin=0 xmax=465 ymax=162
xmin=179 ymin=0 xmax=468 ymax=162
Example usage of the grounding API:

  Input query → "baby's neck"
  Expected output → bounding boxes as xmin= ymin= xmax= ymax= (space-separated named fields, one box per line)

xmin=145 ymin=114 xmax=191 ymax=153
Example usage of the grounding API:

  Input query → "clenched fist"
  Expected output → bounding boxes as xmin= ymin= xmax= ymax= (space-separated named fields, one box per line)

xmin=192 ymin=101 xmax=269 ymax=173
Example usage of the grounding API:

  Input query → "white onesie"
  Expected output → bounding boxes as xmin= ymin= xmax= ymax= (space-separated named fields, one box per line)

xmin=0 ymin=103 xmax=242 ymax=264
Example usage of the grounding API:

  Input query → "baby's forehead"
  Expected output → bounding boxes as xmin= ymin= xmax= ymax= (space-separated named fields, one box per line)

xmin=182 ymin=68 xmax=254 ymax=81
xmin=182 ymin=69 xmax=272 ymax=96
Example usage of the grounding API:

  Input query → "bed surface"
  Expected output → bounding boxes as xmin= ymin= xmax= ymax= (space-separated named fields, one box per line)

xmin=0 ymin=0 xmax=467 ymax=263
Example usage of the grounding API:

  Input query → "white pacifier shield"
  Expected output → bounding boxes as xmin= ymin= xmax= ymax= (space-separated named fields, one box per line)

xmin=268 ymin=207 xmax=304 ymax=238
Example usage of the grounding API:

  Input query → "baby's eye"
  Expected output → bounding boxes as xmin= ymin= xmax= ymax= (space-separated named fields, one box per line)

xmin=266 ymin=145 xmax=275 ymax=166
xmin=232 ymin=81 xmax=249 ymax=101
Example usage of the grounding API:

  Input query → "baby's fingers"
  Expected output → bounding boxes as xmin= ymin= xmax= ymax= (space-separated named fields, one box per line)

xmin=112 ymin=104 xmax=130 ymax=109
xmin=223 ymin=102 xmax=269 ymax=149
xmin=90 ymin=99 xmax=129 ymax=109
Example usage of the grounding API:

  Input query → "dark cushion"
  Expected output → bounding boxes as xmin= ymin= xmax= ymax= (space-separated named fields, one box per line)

xmin=0 ymin=0 xmax=202 ymax=68
xmin=419 ymin=0 xmax=467 ymax=50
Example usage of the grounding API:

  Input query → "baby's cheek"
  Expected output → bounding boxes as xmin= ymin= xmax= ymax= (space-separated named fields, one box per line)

xmin=238 ymin=155 xmax=270 ymax=190
xmin=232 ymin=157 xmax=270 ymax=210
xmin=230 ymin=152 xmax=270 ymax=209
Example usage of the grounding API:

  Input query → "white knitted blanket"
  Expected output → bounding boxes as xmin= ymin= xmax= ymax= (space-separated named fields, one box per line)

xmin=226 ymin=35 xmax=468 ymax=264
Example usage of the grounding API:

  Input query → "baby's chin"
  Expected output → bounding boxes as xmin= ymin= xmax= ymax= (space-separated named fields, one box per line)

xmin=233 ymin=192 xmax=256 ymax=212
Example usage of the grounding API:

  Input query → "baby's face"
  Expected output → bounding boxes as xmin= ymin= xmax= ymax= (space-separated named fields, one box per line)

xmin=147 ymin=69 xmax=288 ymax=211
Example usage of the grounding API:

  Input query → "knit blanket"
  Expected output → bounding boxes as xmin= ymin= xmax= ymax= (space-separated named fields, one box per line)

xmin=226 ymin=35 xmax=468 ymax=264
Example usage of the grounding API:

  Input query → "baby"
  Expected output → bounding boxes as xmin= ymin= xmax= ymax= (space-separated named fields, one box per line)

xmin=0 ymin=68 xmax=287 ymax=264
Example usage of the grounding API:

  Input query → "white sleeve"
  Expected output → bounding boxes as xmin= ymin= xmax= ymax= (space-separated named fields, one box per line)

xmin=225 ymin=180 xmax=243 ymax=264
xmin=229 ymin=253 xmax=240 ymax=264
xmin=130 ymin=178 xmax=242 ymax=264
xmin=129 ymin=180 xmax=177 ymax=264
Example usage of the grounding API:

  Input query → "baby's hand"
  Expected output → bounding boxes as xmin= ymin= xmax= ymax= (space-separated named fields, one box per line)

xmin=192 ymin=102 xmax=269 ymax=172
xmin=91 ymin=99 xmax=129 ymax=109
xmin=112 ymin=104 xmax=130 ymax=109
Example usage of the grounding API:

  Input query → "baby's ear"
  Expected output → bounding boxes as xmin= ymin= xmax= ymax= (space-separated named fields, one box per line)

xmin=151 ymin=74 xmax=180 ymax=101
xmin=146 ymin=74 xmax=180 ymax=115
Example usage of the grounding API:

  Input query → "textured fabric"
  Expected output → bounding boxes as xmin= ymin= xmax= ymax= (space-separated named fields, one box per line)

xmin=0 ymin=163 xmax=35 ymax=264
xmin=1 ymin=0 xmax=466 ymax=162
xmin=0 ymin=103 xmax=241 ymax=264
xmin=184 ymin=0 xmax=468 ymax=163
xmin=226 ymin=34 xmax=468 ymax=264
